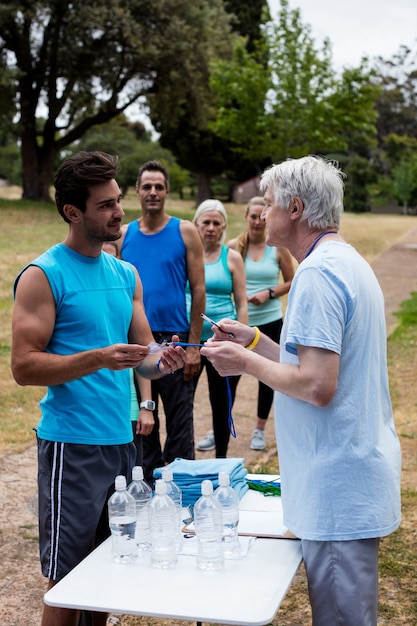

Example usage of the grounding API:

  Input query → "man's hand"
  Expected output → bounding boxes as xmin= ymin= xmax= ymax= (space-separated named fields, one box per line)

xmin=200 ymin=340 xmax=246 ymax=377
xmin=103 ymin=343 xmax=151 ymax=370
xmin=156 ymin=334 xmax=187 ymax=376
xmin=207 ymin=319 xmax=255 ymax=348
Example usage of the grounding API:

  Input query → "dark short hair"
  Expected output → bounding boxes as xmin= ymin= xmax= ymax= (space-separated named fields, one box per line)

xmin=136 ymin=160 xmax=169 ymax=191
xmin=54 ymin=151 xmax=119 ymax=223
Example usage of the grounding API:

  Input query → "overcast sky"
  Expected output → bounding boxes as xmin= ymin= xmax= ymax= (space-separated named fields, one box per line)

xmin=268 ymin=0 xmax=417 ymax=69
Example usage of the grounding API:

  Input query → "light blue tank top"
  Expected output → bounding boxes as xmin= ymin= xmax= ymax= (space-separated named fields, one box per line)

xmin=121 ymin=217 xmax=189 ymax=332
xmin=245 ymin=245 xmax=282 ymax=326
xmin=14 ymin=244 xmax=136 ymax=444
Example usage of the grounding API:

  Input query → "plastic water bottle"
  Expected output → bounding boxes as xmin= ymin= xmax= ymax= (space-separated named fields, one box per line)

xmin=148 ymin=479 xmax=178 ymax=569
xmin=161 ymin=467 xmax=183 ymax=551
xmin=194 ymin=480 xmax=224 ymax=571
xmin=108 ymin=475 xmax=137 ymax=564
xmin=214 ymin=471 xmax=241 ymax=559
xmin=127 ymin=465 xmax=152 ymax=552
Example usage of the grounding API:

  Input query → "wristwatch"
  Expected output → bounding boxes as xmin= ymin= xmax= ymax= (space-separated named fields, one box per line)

xmin=139 ymin=400 xmax=155 ymax=411
xmin=268 ymin=288 xmax=276 ymax=299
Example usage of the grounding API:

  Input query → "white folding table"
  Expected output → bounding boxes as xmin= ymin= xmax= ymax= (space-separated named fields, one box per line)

xmin=44 ymin=474 xmax=302 ymax=626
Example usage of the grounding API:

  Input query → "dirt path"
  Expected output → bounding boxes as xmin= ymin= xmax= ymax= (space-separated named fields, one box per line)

xmin=1 ymin=226 xmax=416 ymax=625
xmin=371 ymin=226 xmax=417 ymax=336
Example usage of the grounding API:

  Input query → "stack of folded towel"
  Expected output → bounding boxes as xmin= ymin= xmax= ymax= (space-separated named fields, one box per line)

xmin=153 ymin=457 xmax=248 ymax=507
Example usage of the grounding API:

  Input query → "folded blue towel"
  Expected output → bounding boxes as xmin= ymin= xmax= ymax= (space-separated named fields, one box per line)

xmin=153 ymin=457 xmax=249 ymax=507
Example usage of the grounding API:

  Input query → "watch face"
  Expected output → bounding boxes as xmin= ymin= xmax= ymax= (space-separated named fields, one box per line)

xmin=140 ymin=400 xmax=155 ymax=411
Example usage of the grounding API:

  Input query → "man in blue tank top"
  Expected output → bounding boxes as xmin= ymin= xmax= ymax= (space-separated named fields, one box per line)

xmin=120 ymin=161 xmax=205 ymax=482
xmin=11 ymin=151 xmax=186 ymax=626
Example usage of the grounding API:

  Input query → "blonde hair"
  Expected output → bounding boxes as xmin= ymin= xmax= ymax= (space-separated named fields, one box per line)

xmin=235 ymin=196 xmax=266 ymax=260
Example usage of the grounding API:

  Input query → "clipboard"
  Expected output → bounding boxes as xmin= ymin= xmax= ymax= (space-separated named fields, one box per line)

xmin=182 ymin=489 xmax=288 ymax=538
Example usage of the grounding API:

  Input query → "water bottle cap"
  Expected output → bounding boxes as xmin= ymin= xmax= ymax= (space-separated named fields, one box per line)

xmin=218 ymin=471 xmax=230 ymax=487
xmin=161 ymin=467 xmax=173 ymax=481
xmin=132 ymin=466 xmax=144 ymax=481
xmin=115 ymin=475 xmax=126 ymax=490
xmin=155 ymin=479 xmax=167 ymax=495
xmin=201 ymin=480 xmax=213 ymax=496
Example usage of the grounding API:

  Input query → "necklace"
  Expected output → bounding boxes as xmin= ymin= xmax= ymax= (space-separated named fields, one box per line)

xmin=304 ymin=231 xmax=337 ymax=259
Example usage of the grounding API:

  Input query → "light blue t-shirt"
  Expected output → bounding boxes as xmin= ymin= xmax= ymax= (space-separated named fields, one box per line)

xmin=14 ymin=244 xmax=136 ymax=445
xmin=275 ymin=241 xmax=401 ymax=540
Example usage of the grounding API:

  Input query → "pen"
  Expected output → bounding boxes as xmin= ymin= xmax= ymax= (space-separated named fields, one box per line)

xmin=200 ymin=313 xmax=234 ymax=338
xmin=163 ymin=341 xmax=204 ymax=348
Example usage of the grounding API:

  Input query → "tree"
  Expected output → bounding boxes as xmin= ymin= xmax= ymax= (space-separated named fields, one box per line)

xmin=210 ymin=0 xmax=379 ymax=165
xmin=392 ymin=156 xmax=417 ymax=213
xmin=224 ymin=0 xmax=270 ymax=53
xmin=372 ymin=45 xmax=417 ymax=172
xmin=343 ymin=155 xmax=376 ymax=213
xmin=147 ymin=0 xmax=270 ymax=203
xmin=0 ymin=0 xmax=234 ymax=201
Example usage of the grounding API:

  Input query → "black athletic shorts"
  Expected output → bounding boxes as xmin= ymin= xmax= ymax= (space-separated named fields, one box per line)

xmin=37 ymin=437 xmax=136 ymax=581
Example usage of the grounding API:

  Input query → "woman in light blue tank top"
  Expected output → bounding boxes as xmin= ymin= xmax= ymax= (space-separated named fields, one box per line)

xmin=191 ymin=200 xmax=248 ymax=457
xmin=228 ymin=197 xmax=294 ymax=451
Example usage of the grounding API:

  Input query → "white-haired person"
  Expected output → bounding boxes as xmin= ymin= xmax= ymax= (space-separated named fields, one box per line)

xmin=190 ymin=199 xmax=248 ymax=457
xmin=201 ymin=156 xmax=401 ymax=626
xmin=228 ymin=196 xmax=294 ymax=450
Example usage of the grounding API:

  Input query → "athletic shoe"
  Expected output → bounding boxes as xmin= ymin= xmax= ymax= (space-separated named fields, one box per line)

xmin=250 ymin=428 xmax=266 ymax=450
xmin=197 ymin=430 xmax=215 ymax=451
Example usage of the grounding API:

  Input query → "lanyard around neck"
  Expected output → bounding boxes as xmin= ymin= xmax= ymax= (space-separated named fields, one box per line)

xmin=304 ymin=231 xmax=337 ymax=260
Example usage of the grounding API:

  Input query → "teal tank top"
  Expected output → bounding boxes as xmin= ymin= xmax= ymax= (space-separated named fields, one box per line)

xmin=245 ymin=245 xmax=282 ymax=326
xmin=186 ymin=246 xmax=236 ymax=341
xmin=14 ymin=244 xmax=136 ymax=444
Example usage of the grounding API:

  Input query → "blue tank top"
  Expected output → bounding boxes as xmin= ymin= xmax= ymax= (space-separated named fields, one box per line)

xmin=122 ymin=217 xmax=189 ymax=332
xmin=186 ymin=246 xmax=236 ymax=341
xmin=14 ymin=244 xmax=136 ymax=445
xmin=245 ymin=245 xmax=282 ymax=326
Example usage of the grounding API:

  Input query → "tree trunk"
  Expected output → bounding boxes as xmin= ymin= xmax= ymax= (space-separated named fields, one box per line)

xmin=196 ymin=171 xmax=212 ymax=205
xmin=20 ymin=138 xmax=57 ymax=202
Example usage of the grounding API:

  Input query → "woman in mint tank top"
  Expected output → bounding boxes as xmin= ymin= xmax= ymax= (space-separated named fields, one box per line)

xmin=190 ymin=199 xmax=248 ymax=457
xmin=228 ymin=197 xmax=294 ymax=451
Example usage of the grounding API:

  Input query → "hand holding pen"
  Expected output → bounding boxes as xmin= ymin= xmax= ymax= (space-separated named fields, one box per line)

xmin=200 ymin=313 xmax=235 ymax=338
xmin=202 ymin=318 xmax=258 ymax=349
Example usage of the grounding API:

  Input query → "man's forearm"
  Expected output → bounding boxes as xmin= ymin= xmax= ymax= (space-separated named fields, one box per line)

xmin=12 ymin=349 xmax=105 ymax=387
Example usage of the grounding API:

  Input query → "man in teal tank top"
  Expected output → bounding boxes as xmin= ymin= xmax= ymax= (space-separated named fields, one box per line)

xmin=11 ymin=151 xmax=186 ymax=626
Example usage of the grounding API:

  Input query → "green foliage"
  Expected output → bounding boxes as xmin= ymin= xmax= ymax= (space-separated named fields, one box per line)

xmin=372 ymin=45 xmax=417 ymax=180
xmin=0 ymin=142 xmax=21 ymax=184
xmin=224 ymin=0 xmax=270 ymax=52
xmin=392 ymin=292 xmax=417 ymax=336
xmin=211 ymin=0 xmax=379 ymax=163
xmin=392 ymin=156 xmax=417 ymax=210
xmin=344 ymin=155 xmax=376 ymax=212
xmin=147 ymin=0 xmax=273 ymax=201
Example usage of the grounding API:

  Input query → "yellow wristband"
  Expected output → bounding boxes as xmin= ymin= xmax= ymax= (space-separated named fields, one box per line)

xmin=246 ymin=326 xmax=261 ymax=350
